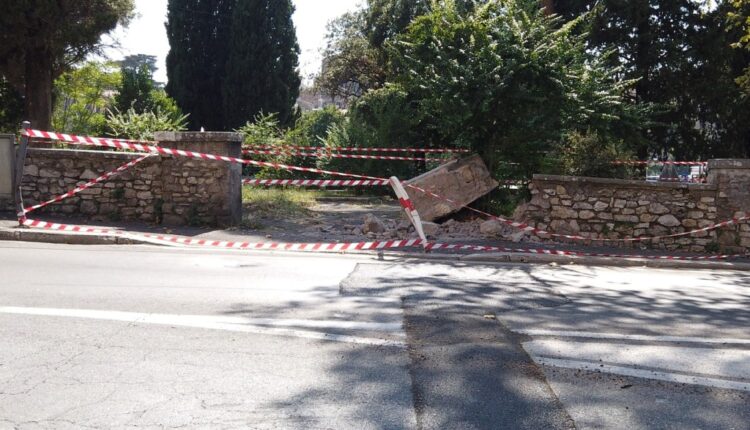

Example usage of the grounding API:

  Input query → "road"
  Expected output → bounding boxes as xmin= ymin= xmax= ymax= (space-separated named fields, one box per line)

xmin=0 ymin=241 xmax=748 ymax=429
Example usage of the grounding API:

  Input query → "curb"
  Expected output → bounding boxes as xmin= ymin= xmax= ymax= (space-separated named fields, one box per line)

xmin=457 ymin=252 xmax=750 ymax=271
xmin=2 ymin=226 xmax=748 ymax=271
xmin=0 ymin=227 xmax=147 ymax=246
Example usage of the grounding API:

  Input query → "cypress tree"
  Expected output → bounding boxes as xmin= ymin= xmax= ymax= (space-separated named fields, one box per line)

xmin=222 ymin=0 xmax=301 ymax=129
xmin=166 ymin=0 xmax=233 ymax=130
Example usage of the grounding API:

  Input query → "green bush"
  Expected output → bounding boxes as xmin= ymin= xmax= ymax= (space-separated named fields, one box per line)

xmin=52 ymin=61 xmax=121 ymax=136
xmin=239 ymin=109 xmax=347 ymax=180
xmin=550 ymin=131 xmax=636 ymax=179
xmin=318 ymin=85 xmax=427 ymax=182
xmin=285 ymin=106 xmax=345 ymax=148
xmin=105 ymin=107 xmax=189 ymax=140
xmin=237 ymin=113 xmax=298 ymax=179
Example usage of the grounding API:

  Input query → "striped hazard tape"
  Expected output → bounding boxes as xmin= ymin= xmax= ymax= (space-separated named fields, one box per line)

xmin=22 ymin=129 xmax=748 ymax=248
xmin=389 ymin=176 xmax=428 ymax=249
xmin=23 ymin=129 xmax=383 ymax=182
xmin=20 ymin=218 xmax=740 ymax=261
xmin=613 ymin=160 xmax=708 ymax=166
xmin=243 ymin=179 xmax=389 ymax=187
xmin=244 ymin=145 xmax=470 ymax=154
xmin=20 ymin=155 xmax=153 ymax=216
xmin=241 ymin=149 xmax=448 ymax=162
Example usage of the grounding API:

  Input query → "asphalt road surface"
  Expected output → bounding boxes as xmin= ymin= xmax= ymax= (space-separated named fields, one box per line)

xmin=0 ymin=241 xmax=748 ymax=429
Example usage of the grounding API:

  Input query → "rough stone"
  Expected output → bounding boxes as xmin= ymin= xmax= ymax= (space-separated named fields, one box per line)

xmin=39 ymin=168 xmax=59 ymax=178
xmin=363 ymin=214 xmax=387 ymax=234
xmin=80 ymin=169 xmax=98 ymax=180
xmin=421 ymin=221 xmax=440 ymax=237
xmin=649 ymin=202 xmax=670 ymax=215
xmin=80 ymin=201 xmax=98 ymax=215
xmin=480 ymin=220 xmax=512 ymax=237
xmin=550 ymin=206 xmax=577 ymax=219
xmin=658 ymin=215 xmax=681 ymax=227
xmin=594 ymin=201 xmax=609 ymax=211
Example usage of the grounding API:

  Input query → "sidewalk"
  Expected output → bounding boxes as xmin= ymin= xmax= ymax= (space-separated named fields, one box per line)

xmin=2 ymin=212 xmax=748 ymax=271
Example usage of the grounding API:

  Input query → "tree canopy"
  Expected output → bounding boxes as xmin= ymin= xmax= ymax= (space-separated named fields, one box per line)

xmin=166 ymin=0 xmax=300 ymax=130
xmin=166 ymin=0 xmax=233 ymax=131
xmin=390 ymin=0 xmax=649 ymax=179
xmin=0 ymin=0 xmax=134 ymax=129
xmin=52 ymin=61 xmax=121 ymax=136
xmin=551 ymin=0 xmax=750 ymax=158
xmin=222 ymin=0 xmax=301 ymax=129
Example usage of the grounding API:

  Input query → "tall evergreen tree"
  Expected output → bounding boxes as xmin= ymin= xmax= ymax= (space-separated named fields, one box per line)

xmin=166 ymin=0 xmax=233 ymax=130
xmin=116 ymin=64 xmax=155 ymax=113
xmin=222 ymin=0 xmax=301 ymax=129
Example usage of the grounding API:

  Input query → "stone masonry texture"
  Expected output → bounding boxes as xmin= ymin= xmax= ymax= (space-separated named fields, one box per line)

xmin=19 ymin=132 xmax=242 ymax=227
xmin=516 ymin=160 xmax=750 ymax=253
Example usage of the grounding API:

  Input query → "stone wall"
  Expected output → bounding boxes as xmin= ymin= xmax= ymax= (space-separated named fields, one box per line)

xmin=18 ymin=132 xmax=242 ymax=227
xmin=517 ymin=159 xmax=750 ymax=253
xmin=21 ymin=149 xmax=160 ymax=222
xmin=709 ymin=159 xmax=750 ymax=252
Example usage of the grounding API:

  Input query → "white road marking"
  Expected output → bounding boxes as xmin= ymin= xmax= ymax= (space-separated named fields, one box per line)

xmin=534 ymin=356 xmax=750 ymax=392
xmin=515 ymin=329 xmax=750 ymax=345
xmin=0 ymin=306 xmax=406 ymax=348
xmin=524 ymin=340 xmax=750 ymax=381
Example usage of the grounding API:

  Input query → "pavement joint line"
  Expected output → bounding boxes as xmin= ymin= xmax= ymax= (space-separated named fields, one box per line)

xmin=0 ymin=306 xmax=407 ymax=348
xmin=515 ymin=329 xmax=750 ymax=345
xmin=533 ymin=356 xmax=750 ymax=392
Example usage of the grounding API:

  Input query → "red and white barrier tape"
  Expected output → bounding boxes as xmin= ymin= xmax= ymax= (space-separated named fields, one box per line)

xmin=24 ymin=129 xmax=383 ymax=182
xmin=20 ymin=218 xmax=740 ymax=261
xmin=244 ymin=145 xmax=470 ymax=154
xmin=243 ymin=179 xmax=389 ymax=187
xmin=20 ymin=218 xmax=423 ymax=252
xmin=613 ymin=160 xmax=708 ymax=166
xmin=24 ymin=129 xmax=747 ymax=246
xmin=241 ymin=149 xmax=447 ymax=162
xmin=21 ymin=155 xmax=153 ymax=216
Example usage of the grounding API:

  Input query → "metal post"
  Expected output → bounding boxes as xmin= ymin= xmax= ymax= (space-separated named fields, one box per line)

xmin=14 ymin=121 xmax=30 ymax=223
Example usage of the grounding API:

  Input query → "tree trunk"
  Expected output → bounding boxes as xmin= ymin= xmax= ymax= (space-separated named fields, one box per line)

xmin=24 ymin=50 xmax=53 ymax=130
xmin=541 ymin=0 xmax=554 ymax=15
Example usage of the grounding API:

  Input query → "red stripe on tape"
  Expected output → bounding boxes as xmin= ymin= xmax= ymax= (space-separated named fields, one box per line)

xmin=20 ymin=218 xmax=744 ymax=261
xmin=243 ymin=145 xmax=469 ymax=154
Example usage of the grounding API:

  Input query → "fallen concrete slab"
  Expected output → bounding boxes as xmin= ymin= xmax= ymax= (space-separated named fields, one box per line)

xmin=404 ymin=155 xmax=498 ymax=222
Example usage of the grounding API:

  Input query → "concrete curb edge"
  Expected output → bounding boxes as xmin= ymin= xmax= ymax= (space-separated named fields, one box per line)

xmin=2 ymin=226 xmax=748 ymax=271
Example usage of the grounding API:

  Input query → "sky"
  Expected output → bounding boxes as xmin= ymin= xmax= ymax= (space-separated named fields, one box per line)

xmin=103 ymin=0 xmax=362 ymax=84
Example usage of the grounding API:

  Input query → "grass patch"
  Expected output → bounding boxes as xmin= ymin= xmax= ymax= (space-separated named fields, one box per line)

xmin=242 ymin=187 xmax=319 ymax=218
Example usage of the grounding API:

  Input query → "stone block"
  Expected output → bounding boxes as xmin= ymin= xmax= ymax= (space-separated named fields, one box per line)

xmin=551 ymin=206 xmax=577 ymax=219
xmin=403 ymin=155 xmax=498 ymax=222
xmin=594 ymin=201 xmax=609 ymax=211
xmin=658 ymin=215 xmax=680 ymax=227
xmin=614 ymin=215 xmax=639 ymax=223
xmin=649 ymin=202 xmax=669 ymax=215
